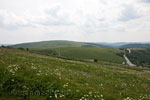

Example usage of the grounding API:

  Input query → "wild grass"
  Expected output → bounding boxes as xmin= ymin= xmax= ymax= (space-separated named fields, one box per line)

xmin=0 ymin=48 xmax=150 ymax=100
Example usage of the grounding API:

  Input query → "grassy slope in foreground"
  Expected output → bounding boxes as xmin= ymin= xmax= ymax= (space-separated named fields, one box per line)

xmin=32 ymin=47 xmax=125 ymax=64
xmin=11 ymin=40 xmax=85 ymax=49
xmin=0 ymin=48 xmax=150 ymax=100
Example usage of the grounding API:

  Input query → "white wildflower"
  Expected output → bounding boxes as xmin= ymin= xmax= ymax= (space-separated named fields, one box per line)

xmin=55 ymin=94 xmax=57 ymax=98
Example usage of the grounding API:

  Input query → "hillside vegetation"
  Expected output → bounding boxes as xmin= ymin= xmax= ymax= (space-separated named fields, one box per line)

xmin=0 ymin=47 xmax=150 ymax=100
xmin=31 ymin=47 xmax=125 ymax=64
xmin=126 ymin=48 xmax=150 ymax=67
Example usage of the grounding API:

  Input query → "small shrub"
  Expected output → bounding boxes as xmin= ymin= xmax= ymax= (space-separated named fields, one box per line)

xmin=1 ymin=45 xmax=5 ymax=48
xmin=94 ymin=59 xmax=98 ymax=62
xmin=26 ymin=48 xmax=29 ymax=51
xmin=18 ymin=48 xmax=25 ymax=50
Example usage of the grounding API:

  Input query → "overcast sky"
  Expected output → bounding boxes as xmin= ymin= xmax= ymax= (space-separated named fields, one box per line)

xmin=0 ymin=0 xmax=150 ymax=44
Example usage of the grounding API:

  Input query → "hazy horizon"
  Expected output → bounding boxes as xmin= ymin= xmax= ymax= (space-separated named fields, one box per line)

xmin=1 ymin=39 xmax=150 ymax=45
xmin=0 ymin=0 xmax=150 ymax=44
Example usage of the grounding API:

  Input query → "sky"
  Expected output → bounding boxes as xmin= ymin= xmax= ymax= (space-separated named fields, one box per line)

xmin=0 ymin=0 xmax=150 ymax=44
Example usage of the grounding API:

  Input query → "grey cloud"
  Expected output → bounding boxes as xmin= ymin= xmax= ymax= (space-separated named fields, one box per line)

xmin=0 ymin=6 xmax=73 ymax=30
xmin=39 ymin=18 xmax=73 ymax=26
xmin=98 ymin=0 xmax=108 ymax=5
xmin=45 ymin=5 xmax=61 ymax=17
xmin=36 ymin=5 xmax=73 ymax=26
xmin=80 ymin=16 xmax=110 ymax=34
xmin=116 ymin=28 xmax=126 ymax=32
xmin=119 ymin=5 xmax=141 ymax=22
xmin=139 ymin=0 xmax=150 ymax=3
xmin=0 ymin=9 xmax=33 ymax=30
xmin=98 ymin=18 xmax=105 ymax=22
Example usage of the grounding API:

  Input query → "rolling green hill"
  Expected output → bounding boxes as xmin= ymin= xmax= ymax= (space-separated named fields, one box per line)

xmin=31 ymin=47 xmax=125 ymax=64
xmin=11 ymin=40 xmax=107 ymax=49
xmin=11 ymin=40 xmax=85 ymax=49
xmin=11 ymin=40 xmax=124 ymax=64
xmin=0 ymin=47 xmax=150 ymax=100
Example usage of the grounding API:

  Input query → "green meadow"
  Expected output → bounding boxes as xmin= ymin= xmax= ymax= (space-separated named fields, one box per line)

xmin=31 ymin=47 xmax=125 ymax=64
xmin=0 ymin=47 xmax=150 ymax=100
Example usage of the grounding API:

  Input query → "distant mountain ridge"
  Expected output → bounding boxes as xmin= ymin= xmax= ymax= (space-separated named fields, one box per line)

xmin=0 ymin=44 xmax=11 ymax=46
xmin=95 ymin=42 xmax=129 ymax=48
xmin=120 ymin=43 xmax=150 ymax=48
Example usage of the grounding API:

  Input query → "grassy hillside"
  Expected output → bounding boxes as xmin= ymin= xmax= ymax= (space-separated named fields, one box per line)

xmin=10 ymin=40 xmax=125 ymax=64
xmin=31 ymin=47 xmax=125 ymax=64
xmin=11 ymin=40 xmax=85 ymax=49
xmin=0 ymin=47 xmax=150 ymax=100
